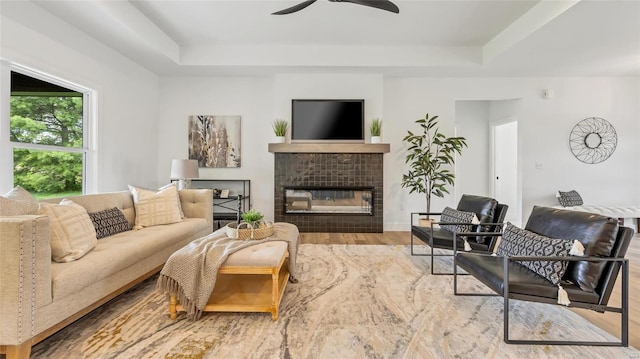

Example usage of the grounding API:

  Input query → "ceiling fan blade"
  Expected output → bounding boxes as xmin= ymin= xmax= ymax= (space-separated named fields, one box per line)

xmin=338 ymin=0 xmax=399 ymax=14
xmin=272 ymin=0 xmax=318 ymax=15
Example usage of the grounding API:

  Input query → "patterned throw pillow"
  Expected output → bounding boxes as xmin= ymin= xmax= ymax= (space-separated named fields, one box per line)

xmin=0 ymin=185 xmax=39 ymax=216
xmin=162 ymin=182 xmax=185 ymax=218
xmin=88 ymin=207 xmax=133 ymax=239
xmin=129 ymin=184 xmax=183 ymax=229
xmin=557 ymin=190 xmax=583 ymax=207
xmin=496 ymin=223 xmax=580 ymax=285
xmin=440 ymin=207 xmax=479 ymax=234
xmin=39 ymin=199 xmax=97 ymax=263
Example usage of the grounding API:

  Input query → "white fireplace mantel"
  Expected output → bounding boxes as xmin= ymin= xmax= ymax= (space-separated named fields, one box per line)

xmin=268 ymin=143 xmax=390 ymax=154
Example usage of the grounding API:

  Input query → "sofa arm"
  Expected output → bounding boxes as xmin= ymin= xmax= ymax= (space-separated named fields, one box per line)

xmin=179 ymin=189 xmax=213 ymax=231
xmin=0 ymin=215 xmax=51 ymax=346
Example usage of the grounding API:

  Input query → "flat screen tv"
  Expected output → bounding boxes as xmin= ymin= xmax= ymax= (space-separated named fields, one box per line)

xmin=291 ymin=99 xmax=364 ymax=143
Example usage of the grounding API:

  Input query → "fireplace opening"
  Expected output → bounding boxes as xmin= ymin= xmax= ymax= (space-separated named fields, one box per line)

xmin=284 ymin=187 xmax=373 ymax=215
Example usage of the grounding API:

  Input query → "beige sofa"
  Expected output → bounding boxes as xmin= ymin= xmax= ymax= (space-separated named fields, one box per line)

xmin=0 ymin=189 xmax=213 ymax=359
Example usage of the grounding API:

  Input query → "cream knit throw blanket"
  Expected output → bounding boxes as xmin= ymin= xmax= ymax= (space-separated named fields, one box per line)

xmin=157 ymin=222 xmax=300 ymax=320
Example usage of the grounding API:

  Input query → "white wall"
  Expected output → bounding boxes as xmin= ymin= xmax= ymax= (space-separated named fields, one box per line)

xmin=0 ymin=2 xmax=160 ymax=193
xmin=455 ymin=101 xmax=491 ymax=198
xmin=156 ymin=76 xmax=275 ymax=218
xmin=127 ymin=71 xmax=640 ymax=232
xmin=4 ymin=2 xmax=638 ymax=231
xmin=383 ymin=77 xmax=640 ymax=230
xmin=156 ymin=74 xmax=384 ymax=221
xmin=273 ymin=74 xmax=384 ymax=143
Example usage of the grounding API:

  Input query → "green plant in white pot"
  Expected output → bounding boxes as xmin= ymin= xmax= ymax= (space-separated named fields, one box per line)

xmin=370 ymin=118 xmax=382 ymax=143
xmin=401 ymin=113 xmax=467 ymax=219
xmin=272 ymin=119 xmax=288 ymax=143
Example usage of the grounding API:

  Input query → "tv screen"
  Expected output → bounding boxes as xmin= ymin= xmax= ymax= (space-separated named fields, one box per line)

xmin=291 ymin=99 xmax=364 ymax=142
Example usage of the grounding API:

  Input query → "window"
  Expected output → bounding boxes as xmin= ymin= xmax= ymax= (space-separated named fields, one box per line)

xmin=9 ymin=69 xmax=91 ymax=199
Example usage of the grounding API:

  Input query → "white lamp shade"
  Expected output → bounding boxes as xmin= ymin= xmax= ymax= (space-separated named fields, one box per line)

xmin=170 ymin=159 xmax=199 ymax=179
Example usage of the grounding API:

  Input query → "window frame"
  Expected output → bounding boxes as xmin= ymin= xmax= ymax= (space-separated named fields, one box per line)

xmin=3 ymin=63 xmax=95 ymax=195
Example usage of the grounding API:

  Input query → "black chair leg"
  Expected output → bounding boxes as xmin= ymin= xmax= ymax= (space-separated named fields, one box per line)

xmin=410 ymin=233 xmax=429 ymax=257
xmin=453 ymin=261 xmax=497 ymax=297
xmin=430 ymin=252 xmax=458 ymax=275
xmin=503 ymin=259 xmax=629 ymax=346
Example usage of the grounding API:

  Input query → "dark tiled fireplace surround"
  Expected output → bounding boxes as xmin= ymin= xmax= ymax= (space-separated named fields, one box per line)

xmin=273 ymin=151 xmax=385 ymax=232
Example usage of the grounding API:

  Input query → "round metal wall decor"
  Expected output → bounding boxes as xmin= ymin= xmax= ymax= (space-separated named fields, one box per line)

xmin=569 ymin=117 xmax=617 ymax=164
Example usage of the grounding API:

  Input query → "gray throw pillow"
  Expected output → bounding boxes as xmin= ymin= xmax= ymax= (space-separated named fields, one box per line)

xmin=557 ymin=190 xmax=583 ymax=207
xmin=88 ymin=207 xmax=133 ymax=239
xmin=440 ymin=207 xmax=478 ymax=234
xmin=496 ymin=223 xmax=581 ymax=285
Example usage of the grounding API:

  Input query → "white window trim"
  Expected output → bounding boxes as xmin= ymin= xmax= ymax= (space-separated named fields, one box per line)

xmin=1 ymin=62 xmax=96 ymax=194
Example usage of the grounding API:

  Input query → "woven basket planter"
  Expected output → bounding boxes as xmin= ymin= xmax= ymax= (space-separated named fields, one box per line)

xmin=226 ymin=221 xmax=274 ymax=240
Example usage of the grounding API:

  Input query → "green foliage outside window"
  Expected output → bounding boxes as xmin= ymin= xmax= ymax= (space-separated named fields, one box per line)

xmin=10 ymin=96 xmax=84 ymax=196
xmin=10 ymin=96 xmax=83 ymax=147
xmin=13 ymin=149 xmax=82 ymax=194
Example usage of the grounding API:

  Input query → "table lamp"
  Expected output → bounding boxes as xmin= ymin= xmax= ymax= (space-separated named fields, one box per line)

xmin=170 ymin=159 xmax=199 ymax=190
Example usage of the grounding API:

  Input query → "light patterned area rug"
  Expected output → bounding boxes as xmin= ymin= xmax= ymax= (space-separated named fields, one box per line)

xmin=32 ymin=244 xmax=638 ymax=358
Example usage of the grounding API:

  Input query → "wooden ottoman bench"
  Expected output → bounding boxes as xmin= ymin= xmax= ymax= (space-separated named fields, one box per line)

xmin=169 ymin=241 xmax=290 ymax=320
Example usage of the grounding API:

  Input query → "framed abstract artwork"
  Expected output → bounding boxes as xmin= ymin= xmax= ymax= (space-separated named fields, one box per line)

xmin=188 ymin=115 xmax=241 ymax=168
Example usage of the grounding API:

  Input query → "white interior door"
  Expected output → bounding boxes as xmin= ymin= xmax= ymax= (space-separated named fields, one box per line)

xmin=493 ymin=121 xmax=519 ymax=224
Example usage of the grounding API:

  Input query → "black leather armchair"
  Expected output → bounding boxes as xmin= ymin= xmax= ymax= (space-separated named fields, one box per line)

xmin=454 ymin=206 xmax=634 ymax=346
xmin=410 ymin=194 xmax=508 ymax=275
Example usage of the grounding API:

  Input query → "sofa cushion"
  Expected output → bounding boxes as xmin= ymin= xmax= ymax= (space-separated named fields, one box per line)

xmin=557 ymin=190 xmax=583 ymax=207
xmin=39 ymin=199 xmax=97 ymax=262
xmin=44 ymin=191 xmax=136 ymax=225
xmin=496 ymin=223 xmax=581 ymax=286
xmin=411 ymin=226 xmax=491 ymax=252
xmin=129 ymin=184 xmax=183 ymax=229
xmin=440 ymin=207 xmax=479 ymax=234
xmin=455 ymin=253 xmax=601 ymax=304
xmin=88 ymin=207 xmax=133 ymax=239
xmin=50 ymin=217 xmax=209 ymax=299
xmin=0 ymin=185 xmax=38 ymax=216
xmin=525 ymin=206 xmax=619 ymax=292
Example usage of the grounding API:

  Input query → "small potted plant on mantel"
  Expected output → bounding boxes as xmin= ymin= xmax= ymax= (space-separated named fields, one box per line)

xmin=272 ymin=119 xmax=288 ymax=143
xmin=401 ymin=113 xmax=467 ymax=225
xmin=370 ymin=118 xmax=382 ymax=144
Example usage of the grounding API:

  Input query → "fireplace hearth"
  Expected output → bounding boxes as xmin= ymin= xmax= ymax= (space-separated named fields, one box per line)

xmin=270 ymin=144 xmax=389 ymax=233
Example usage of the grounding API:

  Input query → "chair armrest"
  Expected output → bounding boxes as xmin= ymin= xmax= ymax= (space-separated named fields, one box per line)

xmin=455 ymin=231 xmax=503 ymax=237
xmin=436 ymin=222 xmax=504 ymax=230
xmin=411 ymin=212 xmax=443 ymax=216
xmin=452 ymin=231 xmax=502 ymax=253
xmin=505 ymin=255 xmax=628 ymax=263
xmin=0 ymin=215 xmax=51 ymax=345
xmin=410 ymin=212 xmax=443 ymax=226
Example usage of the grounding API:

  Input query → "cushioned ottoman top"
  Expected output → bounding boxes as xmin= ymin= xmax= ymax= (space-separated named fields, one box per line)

xmin=223 ymin=241 xmax=288 ymax=268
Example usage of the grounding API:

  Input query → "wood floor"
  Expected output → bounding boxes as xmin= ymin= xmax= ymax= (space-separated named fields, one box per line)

xmin=300 ymin=231 xmax=640 ymax=349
